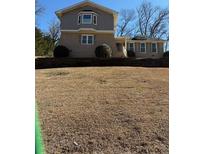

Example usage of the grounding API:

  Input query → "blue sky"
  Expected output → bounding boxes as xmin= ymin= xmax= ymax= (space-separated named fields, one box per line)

xmin=37 ymin=0 xmax=169 ymax=32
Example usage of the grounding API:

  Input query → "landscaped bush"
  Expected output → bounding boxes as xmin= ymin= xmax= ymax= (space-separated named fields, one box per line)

xmin=53 ymin=45 xmax=71 ymax=58
xmin=163 ymin=51 xmax=169 ymax=58
xmin=127 ymin=50 xmax=136 ymax=57
xmin=95 ymin=44 xmax=112 ymax=58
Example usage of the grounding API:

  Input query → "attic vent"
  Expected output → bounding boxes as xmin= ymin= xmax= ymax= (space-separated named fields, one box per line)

xmin=83 ymin=9 xmax=93 ymax=11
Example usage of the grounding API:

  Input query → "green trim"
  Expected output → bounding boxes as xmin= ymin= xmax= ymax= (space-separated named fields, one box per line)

xmin=35 ymin=107 xmax=45 ymax=154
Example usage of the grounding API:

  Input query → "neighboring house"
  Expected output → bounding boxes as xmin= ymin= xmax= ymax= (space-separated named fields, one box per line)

xmin=56 ymin=0 xmax=165 ymax=58
xmin=126 ymin=36 xmax=165 ymax=58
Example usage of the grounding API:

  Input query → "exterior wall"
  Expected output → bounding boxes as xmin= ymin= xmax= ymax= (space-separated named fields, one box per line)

xmin=60 ymin=31 xmax=125 ymax=58
xmin=127 ymin=41 xmax=164 ymax=58
xmin=61 ymin=6 xmax=114 ymax=30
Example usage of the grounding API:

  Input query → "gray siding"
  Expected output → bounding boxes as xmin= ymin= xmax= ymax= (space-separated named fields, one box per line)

xmin=61 ymin=6 xmax=114 ymax=30
xmin=60 ymin=32 xmax=126 ymax=58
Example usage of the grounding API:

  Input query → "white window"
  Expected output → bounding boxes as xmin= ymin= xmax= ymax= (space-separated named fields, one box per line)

xmin=78 ymin=12 xmax=97 ymax=25
xmin=82 ymin=35 xmax=87 ymax=44
xmin=151 ymin=43 xmax=157 ymax=52
xmin=128 ymin=43 xmax=135 ymax=52
xmin=78 ymin=15 xmax=81 ymax=25
xmin=81 ymin=35 xmax=94 ymax=45
xmin=87 ymin=36 xmax=93 ymax=44
xmin=140 ymin=43 xmax=146 ymax=53
xmin=93 ymin=15 xmax=97 ymax=25
xmin=82 ymin=14 xmax=92 ymax=24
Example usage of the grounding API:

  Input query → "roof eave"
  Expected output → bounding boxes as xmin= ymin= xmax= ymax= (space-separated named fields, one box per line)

xmin=56 ymin=0 xmax=118 ymax=17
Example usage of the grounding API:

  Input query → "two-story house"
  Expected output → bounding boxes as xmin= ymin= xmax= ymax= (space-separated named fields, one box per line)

xmin=56 ymin=0 xmax=165 ymax=58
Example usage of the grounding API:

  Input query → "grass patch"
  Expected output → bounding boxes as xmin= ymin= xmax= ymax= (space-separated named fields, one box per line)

xmin=36 ymin=67 xmax=168 ymax=153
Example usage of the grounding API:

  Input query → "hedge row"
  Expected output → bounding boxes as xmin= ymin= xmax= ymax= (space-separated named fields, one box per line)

xmin=35 ymin=57 xmax=169 ymax=69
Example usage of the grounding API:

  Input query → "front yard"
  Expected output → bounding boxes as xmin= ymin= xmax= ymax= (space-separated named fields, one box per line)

xmin=36 ymin=67 xmax=169 ymax=153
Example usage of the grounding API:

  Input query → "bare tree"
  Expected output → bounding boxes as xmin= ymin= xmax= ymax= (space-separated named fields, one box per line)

xmin=35 ymin=0 xmax=45 ymax=16
xmin=136 ymin=0 xmax=169 ymax=39
xmin=117 ymin=9 xmax=136 ymax=37
xmin=48 ymin=20 xmax=60 ymax=45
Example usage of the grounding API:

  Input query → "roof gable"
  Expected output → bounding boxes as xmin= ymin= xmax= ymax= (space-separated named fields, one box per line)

xmin=56 ymin=0 xmax=118 ymax=28
xmin=56 ymin=0 xmax=118 ymax=17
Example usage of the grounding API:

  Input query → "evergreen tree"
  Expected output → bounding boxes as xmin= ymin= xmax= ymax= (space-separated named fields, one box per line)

xmin=35 ymin=27 xmax=55 ymax=57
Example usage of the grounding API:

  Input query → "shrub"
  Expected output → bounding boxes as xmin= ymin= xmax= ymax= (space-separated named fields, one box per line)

xmin=163 ymin=51 xmax=169 ymax=58
xmin=127 ymin=50 xmax=136 ymax=57
xmin=53 ymin=45 xmax=71 ymax=58
xmin=95 ymin=44 xmax=112 ymax=58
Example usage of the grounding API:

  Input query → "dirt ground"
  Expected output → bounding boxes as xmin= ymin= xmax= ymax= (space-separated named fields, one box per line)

xmin=36 ymin=67 xmax=169 ymax=154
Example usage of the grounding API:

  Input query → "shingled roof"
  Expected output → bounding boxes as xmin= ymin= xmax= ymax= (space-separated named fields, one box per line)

xmin=131 ymin=36 xmax=165 ymax=41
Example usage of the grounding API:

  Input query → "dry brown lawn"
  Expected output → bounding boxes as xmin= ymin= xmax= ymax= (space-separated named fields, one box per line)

xmin=36 ymin=67 xmax=169 ymax=154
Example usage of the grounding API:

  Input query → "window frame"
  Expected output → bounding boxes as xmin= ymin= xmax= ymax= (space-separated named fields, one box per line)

xmin=128 ymin=42 xmax=135 ymax=52
xmin=81 ymin=34 xmax=94 ymax=45
xmin=82 ymin=14 xmax=92 ymax=24
xmin=78 ymin=15 xmax=81 ymax=25
xmin=93 ymin=14 xmax=97 ymax=25
xmin=87 ymin=35 xmax=93 ymax=44
xmin=151 ymin=42 xmax=158 ymax=53
xmin=140 ymin=42 xmax=146 ymax=53
xmin=81 ymin=35 xmax=87 ymax=44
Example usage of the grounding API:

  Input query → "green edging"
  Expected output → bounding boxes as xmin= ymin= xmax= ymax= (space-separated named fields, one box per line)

xmin=35 ymin=107 xmax=45 ymax=154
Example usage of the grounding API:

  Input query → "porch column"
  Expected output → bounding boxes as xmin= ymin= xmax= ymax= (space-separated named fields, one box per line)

xmin=125 ymin=38 xmax=127 ymax=50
